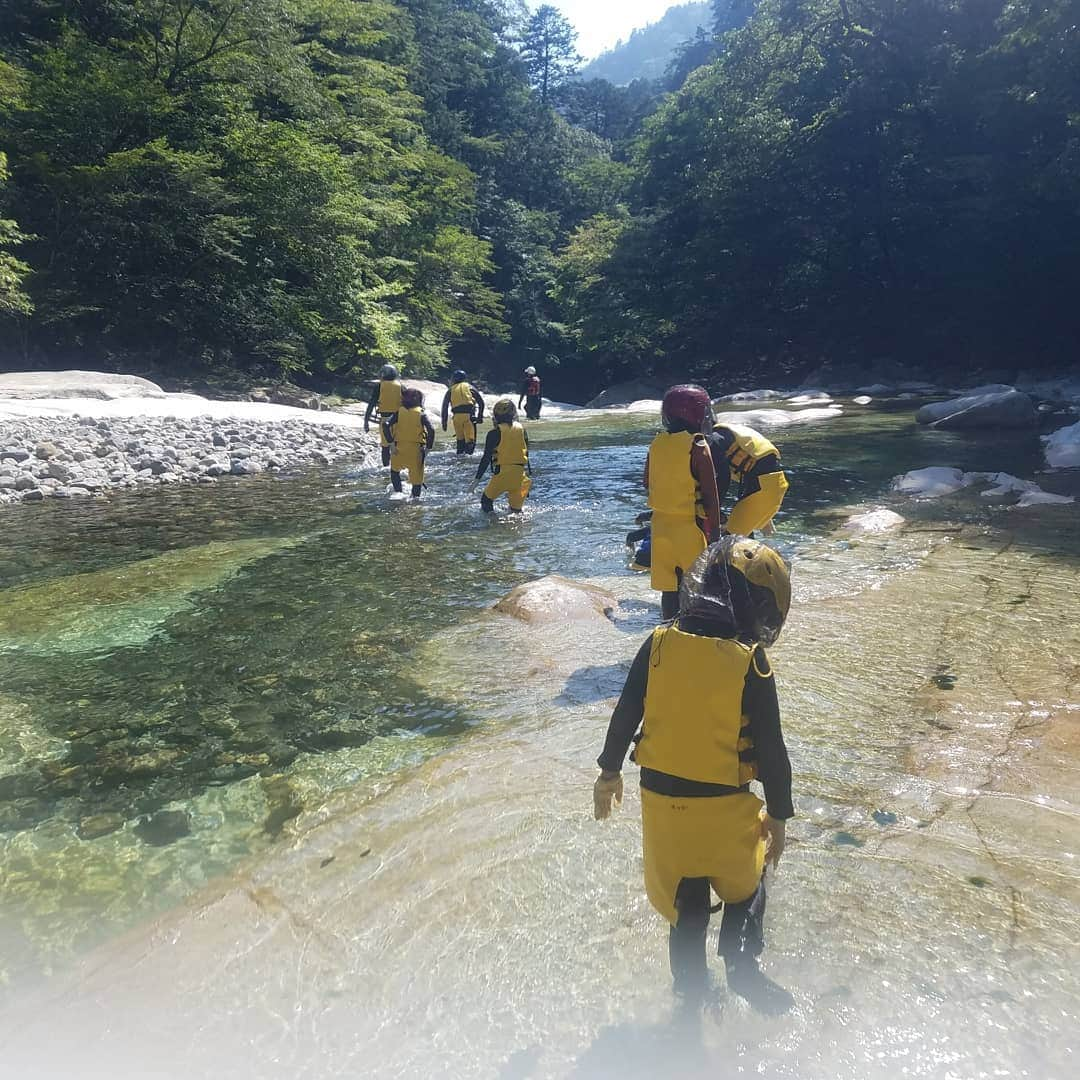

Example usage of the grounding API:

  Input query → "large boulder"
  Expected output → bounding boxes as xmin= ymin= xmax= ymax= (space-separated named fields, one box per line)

xmin=492 ymin=575 xmax=617 ymax=624
xmin=0 ymin=371 xmax=165 ymax=400
xmin=584 ymin=380 xmax=666 ymax=409
xmin=915 ymin=390 xmax=1037 ymax=430
xmin=249 ymin=384 xmax=322 ymax=411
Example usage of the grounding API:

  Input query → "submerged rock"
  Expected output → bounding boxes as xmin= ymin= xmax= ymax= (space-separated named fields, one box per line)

xmin=916 ymin=389 xmax=1037 ymax=429
xmin=842 ymin=509 xmax=906 ymax=533
xmin=492 ymin=575 xmax=617 ymax=624
xmin=134 ymin=809 xmax=191 ymax=847
xmin=77 ymin=813 xmax=126 ymax=841
xmin=584 ymin=380 xmax=666 ymax=409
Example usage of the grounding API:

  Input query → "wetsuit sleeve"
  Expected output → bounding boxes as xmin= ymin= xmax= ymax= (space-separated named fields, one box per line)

xmin=743 ymin=648 xmax=794 ymax=820
xmin=642 ymin=453 xmax=649 ymax=491
xmin=597 ymin=636 xmax=654 ymax=772
xmin=708 ymin=431 xmax=732 ymax=506
xmin=364 ymin=384 xmax=380 ymax=425
xmin=474 ymin=428 xmax=499 ymax=481
xmin=524 ymin=429 xmax=532 ymax=475
xmin=423 ymin=415 xmax=436 ymax=450
xmin=382 ymin=416 xmax=395 ymax=444
xmin=690 ymin=436 xmax=721 ymax=540
xmin=441 ymin=390 xmax=451 ymax=429
xmin=472 ymin=388 xmax=485 ymax=421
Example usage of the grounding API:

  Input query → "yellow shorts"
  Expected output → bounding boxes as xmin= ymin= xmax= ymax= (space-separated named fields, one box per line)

xmin=452 ymin=413 xmax=477 ymax=444
xmin=390 ymin=444 xmax=425 ymax=485
xmin=641 ymin=788 xmax=766 ymax=926
xmin=726 ymin=470 xmax=789 ymax=536
xmin=484 ymin=465 xmax=530 ymax=510
xmin=649 ymin=511 xmax=707 ymax=592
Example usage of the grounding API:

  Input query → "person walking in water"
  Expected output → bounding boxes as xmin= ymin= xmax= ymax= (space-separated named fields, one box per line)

xmin=594 ymin=537 xmax=794 ymax=1014
xmin=645 ymin=385 xmax=721 ymax=620
xmin=441 ymin=369 xmax=485 ymax=455
xmin=364 ymin=364 xmax=403 ymax=469
xmin=518 ymin=366 xmax=542 ymax=420
xmin=471 ymin=398 xmax=532 ymax=513
xmin=711 ymin=421 xmax=789 ymax=536
xmin=384 ymin=386 xmax=435 ymax=500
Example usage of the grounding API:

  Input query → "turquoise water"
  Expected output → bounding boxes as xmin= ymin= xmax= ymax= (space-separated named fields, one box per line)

xmin=1 ymin=399 xmax=1078 ymax=1070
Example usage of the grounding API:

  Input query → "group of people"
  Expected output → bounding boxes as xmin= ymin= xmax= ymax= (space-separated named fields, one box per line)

xmin=362 ymin=364 xmax=541 ymax=511
xmin=595 ymin=383 xmax=796 ymax=1016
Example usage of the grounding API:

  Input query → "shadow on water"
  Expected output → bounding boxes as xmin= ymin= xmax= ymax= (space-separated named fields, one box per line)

xmin=554 ymin=662 xmax=631 ymax=707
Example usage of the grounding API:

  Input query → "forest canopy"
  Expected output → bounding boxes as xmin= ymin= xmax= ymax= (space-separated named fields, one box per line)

xmin=1 ymin=1 xmax=1077 ymax=399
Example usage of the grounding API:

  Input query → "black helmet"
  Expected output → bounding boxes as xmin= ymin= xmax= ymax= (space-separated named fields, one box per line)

xmin=401 ymin=386 xmax=424 ymax=408
xmin=381 ymin=364 xmax=399 ymax=380
xmin=452 ymin=369 xmax=467 ymax=383
xmin=679 ymin=536 xmax=790 ymax=645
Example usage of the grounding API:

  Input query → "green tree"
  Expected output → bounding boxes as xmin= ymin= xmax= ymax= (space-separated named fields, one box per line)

xmin=518 ymin=4 xmax=580 ymax=105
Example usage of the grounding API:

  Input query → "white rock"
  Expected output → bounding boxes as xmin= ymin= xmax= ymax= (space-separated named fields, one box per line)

xmin=892 ymin=467 xmax=968 ymax=497
xmin=714 ymin=406 xmax=843 ymax=428
xmin=852 ymin=395 xmax=873 ymax=405
xmin=1043 ymin=421 xmax=1080 ymax=470
xmin=842 ymin=509 xmax=906 ymax=532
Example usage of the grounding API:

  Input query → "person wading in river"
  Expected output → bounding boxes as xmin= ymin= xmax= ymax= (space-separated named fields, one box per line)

xmin=384 ymin=386 xmax=435 ymax=500
xmin=711 ymin=421 xmax=789 ymax=537
xmin=518 ymin=366 xmax=542 ymax=420
xmin=441 ymin=370 xmax=485 ymax=456
xmin=645 ymin=385 xmax=722 ymax=620
xmin=364 ymin=364 xmax=403 ymax=469
xmin=593 ymin=537 xmax=795 ymax=1014
xmin=470 ymin=398 xmax=532 ymax=513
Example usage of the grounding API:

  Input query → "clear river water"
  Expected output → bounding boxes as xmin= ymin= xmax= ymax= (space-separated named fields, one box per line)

xmin=0 ymin=400 xmax=1077 ymax=1079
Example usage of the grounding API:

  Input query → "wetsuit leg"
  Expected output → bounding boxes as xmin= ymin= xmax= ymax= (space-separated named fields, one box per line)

xmin=717 ymin=877 xmax=792 ymax=1015
xmin=381 ymin=446 xmax=391 ymax=468
xmin=669 ymin=877 xmax=711 ymax=1000
xmin=456 ymin=439 xmax=467 ymax=455
xmin=465 ymin=441 xmax=476 ymax=455
xmin=480 ymin=493 xmax=495 ymax=513
xmin=410 ymin=484 xmax=422 ymax=500
xmin=389 ymin=470 xmax=403 ymax=493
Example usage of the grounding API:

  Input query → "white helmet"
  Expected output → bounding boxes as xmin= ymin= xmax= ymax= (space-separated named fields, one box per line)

xmin=524 ymin=366 xmax=537 ymax=376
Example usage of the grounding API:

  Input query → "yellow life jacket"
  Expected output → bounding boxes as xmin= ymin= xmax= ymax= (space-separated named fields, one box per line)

xmin=647 ymin=431 xmax=702 ymax=517
xmin=394 ymin=406 xmax=425 ymax=446
xmin=378 ymin=379 xmax=403 ymax=414
xmin=714 ymin=423 xmax=779 ymax=477
xmin=493 ymin=422 xmax=528 ymax=468
xmin=450 ymin=381 xmax=474 ymax=410
xmin=636 ymin=625 xmax=758 ymax=786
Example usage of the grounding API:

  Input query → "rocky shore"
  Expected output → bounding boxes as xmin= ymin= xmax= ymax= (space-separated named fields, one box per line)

xmin=0 ymin=413 xmax=378 ymax=507
xmin=0 ymin=371 xmax=381 ymax=507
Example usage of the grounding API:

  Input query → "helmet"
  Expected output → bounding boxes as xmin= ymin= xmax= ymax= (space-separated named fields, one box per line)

xmin=381 ymin=364 xmax=399 ymax=380
xmin=679 ymin=536 xmax=790 ymax=645
xmin=523 ymin=366 xmax=537 ymax=376
xmin=661 ymin=384 xmax=711 ymax=433
xmin=452 ymin=369 xmax=466 ymax=383
xmin=401 ymin=386 xmax=423 ymax=408
xmin=492 ymin=398 xmax=517 ymax=423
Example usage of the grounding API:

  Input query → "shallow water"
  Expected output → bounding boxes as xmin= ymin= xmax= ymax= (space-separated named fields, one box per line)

xmin=0 ymin=401 xmax=1078 ymax=1078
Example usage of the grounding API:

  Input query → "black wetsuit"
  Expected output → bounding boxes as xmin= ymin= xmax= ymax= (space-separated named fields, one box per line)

xmin=382 ymin=412 xmax=435 ymax=496
xmin=598 ymin=617 xmax=793 ymax=997
xmin=473 ymin=425 xmax=532 ymax=512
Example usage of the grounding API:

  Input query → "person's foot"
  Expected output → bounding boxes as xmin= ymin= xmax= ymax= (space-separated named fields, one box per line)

xmin=724 ymin=956 xmax=794 ymax=1016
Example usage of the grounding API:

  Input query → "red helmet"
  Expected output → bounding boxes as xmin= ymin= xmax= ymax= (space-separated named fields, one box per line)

xmin=661 ymin=384 xmax=711 ymax=432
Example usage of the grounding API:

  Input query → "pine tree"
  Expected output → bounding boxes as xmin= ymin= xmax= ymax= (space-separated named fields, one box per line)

xmin=518 ymin=4 xmax=580 ymax=105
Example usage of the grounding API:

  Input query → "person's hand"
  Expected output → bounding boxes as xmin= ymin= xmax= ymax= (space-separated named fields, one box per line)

xmin=363 ymin=421 xmax=370 ymax=433
xmin=761 ymin=814 xmax=786 ymax=869
xmin=593 ymin=771 xmax=623 ymax=820
xmin=441 ymin=422 xmax=447 ymax=432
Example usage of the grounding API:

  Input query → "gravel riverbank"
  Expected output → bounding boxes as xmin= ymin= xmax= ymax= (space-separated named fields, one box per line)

xmin=0 ymin=412 xmax=379 ymax=507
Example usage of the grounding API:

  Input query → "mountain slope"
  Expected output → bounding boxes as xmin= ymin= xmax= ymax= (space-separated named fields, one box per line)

xmin=578 ymin=2 xmax=711 ymax=86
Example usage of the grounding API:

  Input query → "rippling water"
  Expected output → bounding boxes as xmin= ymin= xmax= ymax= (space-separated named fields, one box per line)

xmin=0 ymin=400 xmax=1078 ymax=1078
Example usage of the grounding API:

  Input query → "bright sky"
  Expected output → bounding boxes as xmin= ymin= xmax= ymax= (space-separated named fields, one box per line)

xmin=544 ymin=1 xmax=683 ymax=59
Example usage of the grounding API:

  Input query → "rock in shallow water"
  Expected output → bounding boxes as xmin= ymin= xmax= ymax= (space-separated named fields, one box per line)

xmin=134 ymin=809 xmax=191 ymax=847
xmin=492 ymin=575 xmax=618 ymax=624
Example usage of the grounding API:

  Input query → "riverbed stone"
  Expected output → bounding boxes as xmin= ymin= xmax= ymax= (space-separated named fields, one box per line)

xmin=34 ymin=441 xmax=59 ymax=459
xmin=77 ymin=813 xmax=126 ymax=840
xmin=493 ymin=575 xmax=618 ymax=624
xmin=134 ymin=809 xmax=191 ymax=847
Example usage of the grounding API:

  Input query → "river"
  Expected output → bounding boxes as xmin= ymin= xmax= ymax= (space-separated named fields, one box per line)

xmin=0 ymin=399 xmax=1078 ymax=1078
